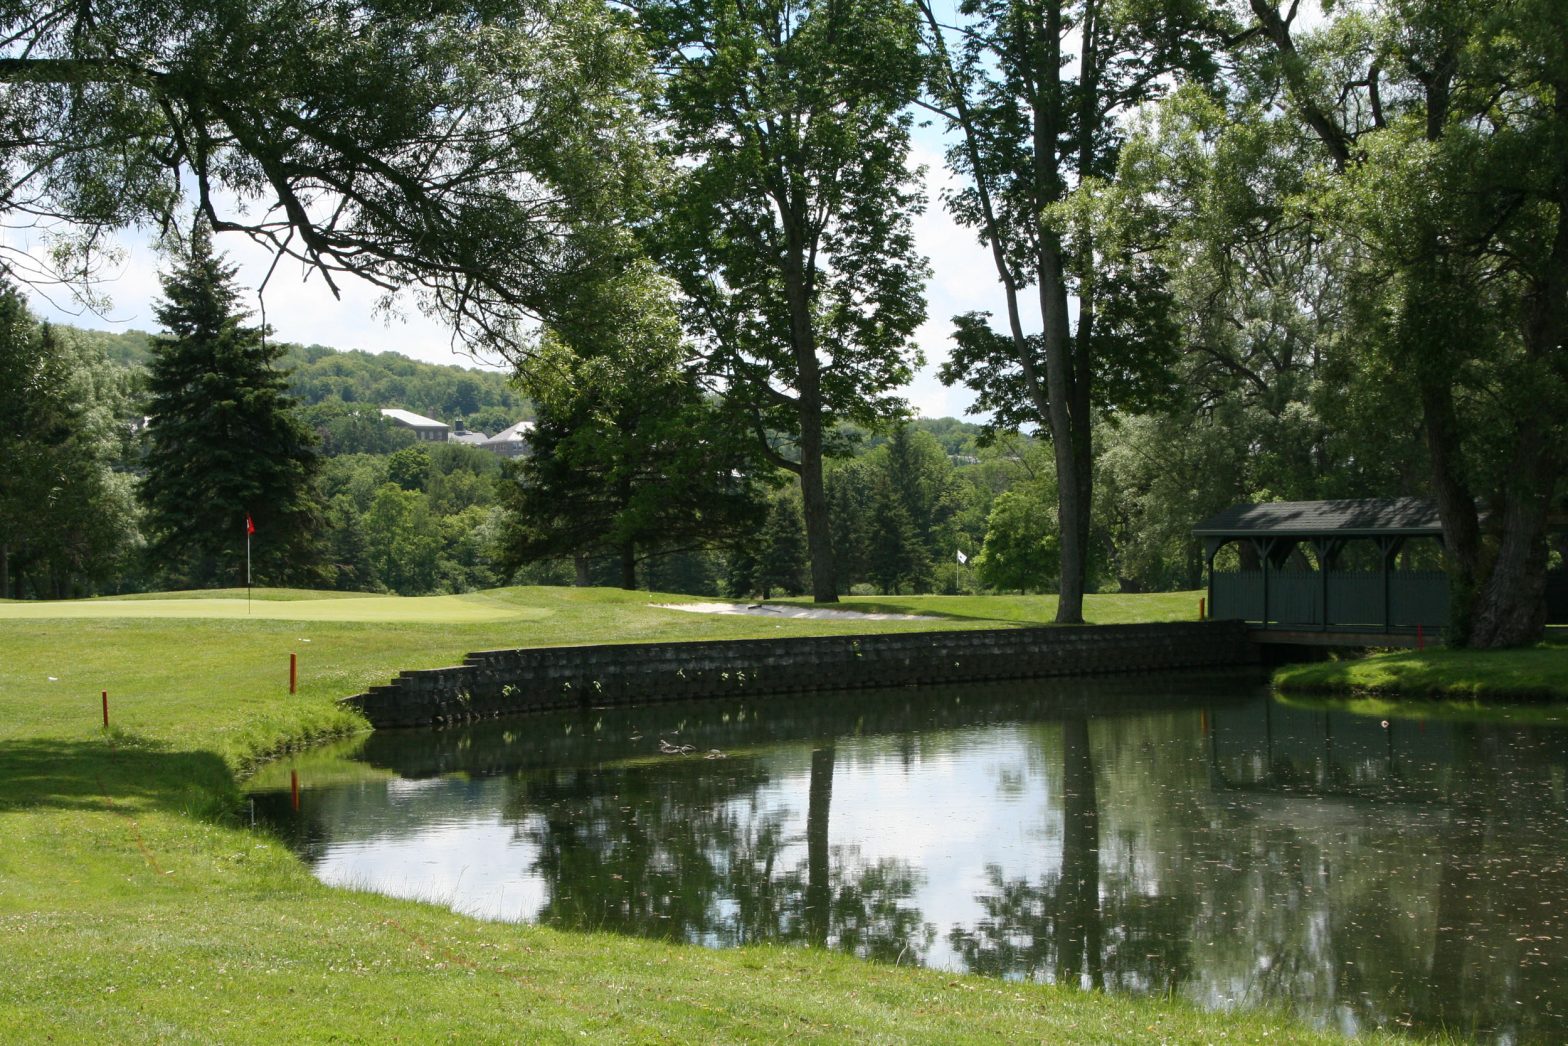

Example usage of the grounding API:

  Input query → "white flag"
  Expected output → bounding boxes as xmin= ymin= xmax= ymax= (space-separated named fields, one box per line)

xmin=956 ymin=549 xmax=968 ymax=565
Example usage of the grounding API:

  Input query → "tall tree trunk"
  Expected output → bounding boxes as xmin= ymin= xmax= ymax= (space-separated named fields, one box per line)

xmin=1464 ymin=70 xmax=1568 ymax=647
xmin=1041 ymin=250 xmax=1087 ymax=624
xmin=1030 ymin=0 xmax=1086 ymax=623
xmin=805 ymin=743 xmax=835 ymax=947
xmin=0 ymin=542 xmax=8 ymax=600
xmin=919 ymin=0 xmax=1076 ymax=617
xmin=619 ymin=543 xmax=637 ymax=591
xmin=1469 ymin=445 xmax=1552 ymax=646
xmin=796 ymin=405 xmax=838 ymax=604
xmin=573 ymin=553 xmax=590 ymax=587
xmin=786 ymin=252 xmax=838 ymax=603
xmin=1417 ymin=374 xmax=1482 ymax=624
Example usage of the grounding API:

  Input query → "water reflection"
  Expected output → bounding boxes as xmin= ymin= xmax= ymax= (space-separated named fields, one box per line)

xmin=253 ymin=675 xmax=1568 ymax=1042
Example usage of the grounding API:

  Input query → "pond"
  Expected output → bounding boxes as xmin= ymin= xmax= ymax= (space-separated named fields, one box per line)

xmin=251 ymin=672 xmax=1568 ymax=1042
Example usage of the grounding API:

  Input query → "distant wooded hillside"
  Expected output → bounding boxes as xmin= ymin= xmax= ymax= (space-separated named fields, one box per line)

xmin=68 ymin=326 xmax=530 ymax=435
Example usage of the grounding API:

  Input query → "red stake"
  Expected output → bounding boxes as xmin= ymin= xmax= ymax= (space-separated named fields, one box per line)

xmin=1416 ymin=624 xmax=1425 ymax=651
xmin=102 ymin=690 xmax=109 ymax=729
xmin=290 ymin=769 xmax=300 ymax=812
xmin=289 ymin=653 xmax=297 ymax=695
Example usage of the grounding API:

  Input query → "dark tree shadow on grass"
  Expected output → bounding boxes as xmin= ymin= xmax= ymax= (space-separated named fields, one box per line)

xmin=0 ymin=737 xmax=237 ymax=818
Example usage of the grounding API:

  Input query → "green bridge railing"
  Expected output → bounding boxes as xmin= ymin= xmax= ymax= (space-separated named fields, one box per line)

xmin=1211 ymin=569 xmax=1449 ymax=633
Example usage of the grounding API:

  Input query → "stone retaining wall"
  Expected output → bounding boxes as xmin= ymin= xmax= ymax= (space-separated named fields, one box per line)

xmin=344 ymin=620 xmax=1256 ymax=728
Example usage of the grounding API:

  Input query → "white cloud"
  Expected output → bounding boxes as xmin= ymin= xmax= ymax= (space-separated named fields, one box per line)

xmin=905 ymin=136 xmax=1014 ymax=422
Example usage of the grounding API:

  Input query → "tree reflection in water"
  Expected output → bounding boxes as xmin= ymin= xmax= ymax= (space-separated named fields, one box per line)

xmin=502 ymin=741 xmax=932 ymax=963
xmin=255 ymin=680 xmax=1568 ymax=1042
xmin=948 ymin=717 xmax=1194 ymax=995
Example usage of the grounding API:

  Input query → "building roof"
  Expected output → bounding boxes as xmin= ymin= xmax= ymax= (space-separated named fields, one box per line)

xmin=482 ymin=420 xmax=535 ymax=445
xmin=379 ymin=408 xmax=449 ymax=431
xmin=1192 ymin=498 xmax=1444 ymax=538
xmin=449 ymin=431 xmax=488 ymax=446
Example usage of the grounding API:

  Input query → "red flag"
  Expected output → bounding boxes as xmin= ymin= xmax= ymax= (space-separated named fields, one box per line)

xmin=246 ymin=513 xmax=255 ymax=536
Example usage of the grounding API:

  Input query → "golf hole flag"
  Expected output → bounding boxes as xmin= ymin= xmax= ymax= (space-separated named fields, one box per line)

xmin=957 ymin=549 xmax=968 ymax=565
xmin=245 ymin=513 xmax=254 ymax=588
xmin=246 ymin=514 xmax=255 ymax=536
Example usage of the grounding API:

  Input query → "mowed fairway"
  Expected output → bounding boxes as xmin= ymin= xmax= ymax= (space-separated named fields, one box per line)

xmin=0 ymin=585 xmax=1393 ymax=1043
xmin=0 ymin=592 xmax=541 ymax=623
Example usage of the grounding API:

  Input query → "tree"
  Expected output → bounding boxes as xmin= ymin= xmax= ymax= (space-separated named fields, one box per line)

xmin=497 ymin=267 xmax=769 ymax=589
xmin=139 ymin=227 xmax=324 ymax=586
xmin=1087 ymin=87 xmax=1428 ymax=592
xmin=385 ymin=445 xmax=432 ymax=493
xmin=0 ymin=284 xmax=140 ymax=597
xmin=643 ymin=0 xmax=930 ymax=602
xmin=867 ymin=479 xmax=933 ymax=594
xmin=0 ymin=0 xmax=651 ymax=349
xmin=1227 ymin=0 xmax=1568 ymax=646
xmin=361 ymin=483 xmax=441 ymax=594
xmin=753 ymin=491 xmax=810 ymax=600
xmin=919 ymin=0 xmax=1226 ymax=621
xmin=880 ymin=425 xmax=964 ymax=570
xmin=825 ymin=458 xmax=879 ymax=593
xmin=298 ymin=403 xmax=417 ymax=457
xmin=976 ymin=489 xmax=1058 ymax=594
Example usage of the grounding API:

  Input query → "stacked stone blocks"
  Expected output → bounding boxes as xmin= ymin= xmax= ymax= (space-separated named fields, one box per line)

xmin=345 ymin=620 xmax=1255 ymax=728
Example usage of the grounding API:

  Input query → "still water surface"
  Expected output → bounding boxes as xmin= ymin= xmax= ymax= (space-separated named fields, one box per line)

xmin=254 ymin=674 xmax=1568 ymax=1042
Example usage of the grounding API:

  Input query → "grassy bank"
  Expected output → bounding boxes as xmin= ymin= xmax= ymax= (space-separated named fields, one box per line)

xmin=1 ymin=586 xmax=1393 ymax=1042
xmin=1274 ymin=634 xmax=1568 ymax=703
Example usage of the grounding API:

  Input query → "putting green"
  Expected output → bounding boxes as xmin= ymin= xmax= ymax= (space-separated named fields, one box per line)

xmin=0 ymin=593 xmax=547 ymax=623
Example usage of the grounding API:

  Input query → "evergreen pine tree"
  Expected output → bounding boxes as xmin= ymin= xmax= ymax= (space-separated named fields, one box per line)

xmin=868 ymin=479 xmax=932 ymax=595
xmin=754 ymin=494 xmax=809 ymax=599
xmin=139 ymin=226 xmax=324 ymax=587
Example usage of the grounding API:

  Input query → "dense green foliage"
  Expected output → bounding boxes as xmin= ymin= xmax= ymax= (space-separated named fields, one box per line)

xmin=73 ymin=325 xmax=530 ymax=441
xmin=0 ymin=294 xmax=1233 ymax=602
xmin=1 ymin=0 xmax=654 ymax=351
xmin=139 ymin=229 xmax=325 ymax=587
xmin=497 ymin=268 xmax=771 ymax=590
xmin=644 ymin=0 xmax=930 ymax=602
xmin=0 ymin=283 xmax=140 ymax=598
xmin=6 ymin=0 xmax=1562 ymax=634
xmin=912 ymin=0 xmax=1567 ymax=643
xmin=920 ymin=0 xmax=1228 ymax=623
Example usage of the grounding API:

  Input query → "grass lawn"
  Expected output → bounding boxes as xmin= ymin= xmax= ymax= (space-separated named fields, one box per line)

xmin=0 ymin=585 xmax=1402 ymax=1042
xmin=1274 ymin=633 xmax=1568 ymax=703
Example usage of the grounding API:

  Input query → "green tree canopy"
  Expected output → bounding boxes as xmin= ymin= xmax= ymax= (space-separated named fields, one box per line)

xmin=498 ymin=267 xmax=771 ymax=589
xmin=921 ymin=0 xmax=1229 ymax=620
xmin=0 ymin=284 xmax=140 ymax=597
xmin=1216 ymin=0 xmax=1568 ymax=645
xmin=976 ymin=489 xmax=1059 ymax=595
xmin=1 ymin=0 xmax=653 ymax=348
xmin=644 ymin=0 xmax=930 ymax=602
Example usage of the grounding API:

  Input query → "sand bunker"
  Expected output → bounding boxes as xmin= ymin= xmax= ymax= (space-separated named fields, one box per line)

xmin=654 ymin=602 xmax=931 ymax=621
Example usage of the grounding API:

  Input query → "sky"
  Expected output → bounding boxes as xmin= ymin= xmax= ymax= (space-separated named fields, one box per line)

xmin=17 ymin=130 xmax=1001 ymax=424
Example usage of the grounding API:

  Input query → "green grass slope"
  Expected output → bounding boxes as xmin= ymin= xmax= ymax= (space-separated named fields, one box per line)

xmin=0 ymin=586 xmax=1403 ymax=1042
xmin=1274 ymin=636 xmax=1568 ymax=703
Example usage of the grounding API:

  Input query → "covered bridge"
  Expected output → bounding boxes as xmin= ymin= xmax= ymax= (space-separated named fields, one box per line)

xmin=1194 ymin=498 xmax=1452 ymax=638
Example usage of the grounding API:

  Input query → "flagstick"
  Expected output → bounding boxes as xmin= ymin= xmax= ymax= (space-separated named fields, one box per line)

xmin=246 ymin=523 xmax=252 ymax=615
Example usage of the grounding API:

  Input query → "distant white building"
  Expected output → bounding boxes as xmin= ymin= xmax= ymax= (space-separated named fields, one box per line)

xmin=449 ymin=420 xmax=489 ymax=447
xmin=379 ymin=408 xmax=450 ymax=442
xmin=481 ymin=420 xmax=535 ymax=458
